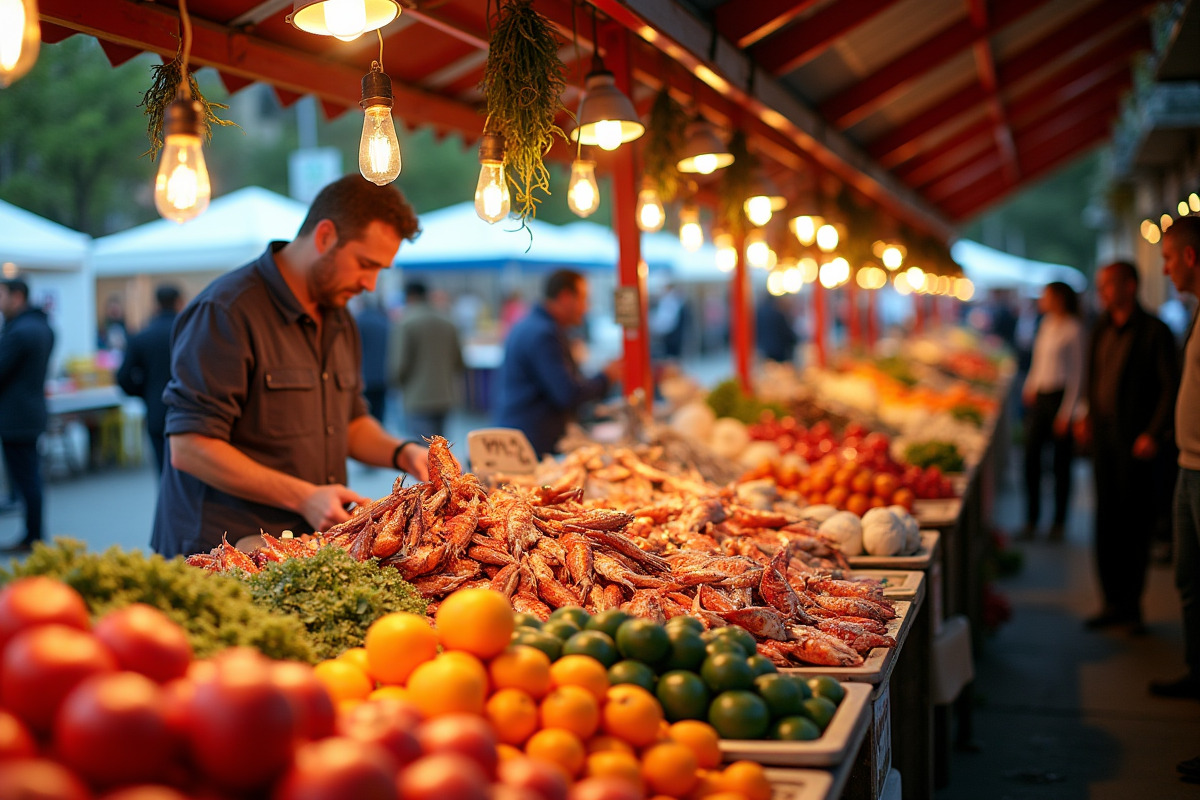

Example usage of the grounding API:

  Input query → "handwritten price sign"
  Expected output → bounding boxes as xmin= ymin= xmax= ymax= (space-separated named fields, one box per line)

xmin=467 ymin=428 xmax=539 ymax=478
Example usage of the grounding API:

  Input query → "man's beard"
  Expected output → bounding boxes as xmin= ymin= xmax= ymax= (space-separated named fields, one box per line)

xmin=309 ymin=250 xmax=348 ymax=309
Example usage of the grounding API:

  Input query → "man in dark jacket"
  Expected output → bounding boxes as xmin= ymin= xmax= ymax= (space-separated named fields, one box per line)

xmin=756 ymin=295 xmax=799 ymax=363
xmin=118 ymin=284 xmax=182 ymax=474
xmin=0 ymin=279 xmax=56 ymax=553
xmin=1078 ymin=261 xmax=1179 ymax=632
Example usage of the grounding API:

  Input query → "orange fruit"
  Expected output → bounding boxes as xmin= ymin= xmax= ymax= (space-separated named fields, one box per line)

xmin=337 ymin=698 xmax=365 ymax=714
xmin=668 ymin=721 xmax=722 ymax=769
xmin=490 ymin=645 xmax=553 ymax=699
xmin=641 ymin=742 xmax=699 ymax=798
xmin=364 ymin=612 xmax=439 ymax=685
xmin=406 ymin=652 xmax=487 ymax=717
xmin=339 ymin=647 xmax=372 ymax=674
xmin=368 ymin=685 xmax=412 ymax=703
xmin=486 ymin=688 xmax=540 ymax=746
xmin=540 ymin=685 xmax=600 ymax=739
xmin=717 ymin=761 xmax=771 ymax=800
xmin=586 ymin=750 xmax=644 ymax=790
xmin=435 ymin=588 xmax=515 ymax=659
xmin=525 ymin=728 xmax=586 ymax=778
xmin=685 ymin=770 xmax=725 ymax=799
xmin=313 ymin=659 xmax=373 ymax=703
xmin=549 ymin=654 xmax=610 ymax=702
xmin=602 ymin=685 xmax=664 ymax=748
xmin=586 ymin=735 xmax=636 ymax=756
xmin=703 ymin=793 xmax=750 ymax=800
xmin=497 ymin=743 xmax=524 ymax=762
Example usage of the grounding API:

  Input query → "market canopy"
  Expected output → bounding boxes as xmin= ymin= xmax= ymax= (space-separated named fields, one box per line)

xmin=0 ymin=198 xmax=91 ymax=272
xmin=951 ymin=238 xmax=1089 ymax=296
xmin=34 ymin=0 xmax=1156 ymax=236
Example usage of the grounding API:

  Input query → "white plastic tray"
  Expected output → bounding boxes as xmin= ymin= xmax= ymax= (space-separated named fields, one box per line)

xmin=781 ymin=599 xmax=913 ymax=685
xmin=847 ymin=530 xmax=940 ymax=570
xmin=913 ymin=497 xmax=961 ymax=527
xmin=720 ymin=682 xmax=872 ymax=767
xmin=844 ymin=569 xmax=924 ymax=598
xmin=768 ymin=768 xmax=836 ymax=800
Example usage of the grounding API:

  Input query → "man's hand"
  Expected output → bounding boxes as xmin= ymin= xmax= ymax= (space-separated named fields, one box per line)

xmin=399 ymin=445 xmax=430 ymax=481
xmin=1132 ymin=433 xmax=1158 ymax=460
xmin=301 ymin=484 xmax=370 ymax=532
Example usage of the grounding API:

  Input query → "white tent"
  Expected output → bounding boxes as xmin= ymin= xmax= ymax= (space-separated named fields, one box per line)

xmin=0 ymin=200 xmax=94 ymax=371
xmin=952 ymin=239 xmax=1089 ymax=296
xmin=90 ymin=186 xmax=308 ymax=277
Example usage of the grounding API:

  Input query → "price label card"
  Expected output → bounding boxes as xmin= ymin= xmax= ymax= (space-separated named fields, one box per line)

xmin=613 ymin=286 xmax=641 ymax=329
xmin=467 ymin=428 xmax=539 ymax=478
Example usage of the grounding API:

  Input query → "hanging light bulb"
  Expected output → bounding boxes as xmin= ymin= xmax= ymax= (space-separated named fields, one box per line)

xmin=743 ymin=172 xmax=786 ymax=227
xmin=572 ymin=10 xmax=644 ymax=151
xmin=894 ymin=272 xmax=913 ymax=295
xmin=714 ymin=232 xmax=737 ymax=272
xmin=745 ymin=229 xmax=771 ymax=269
xmin=567 ymin=159 xmax=599 ymax=218
xmin=782 ymin=265 xmax=803 ymax=294
xmin=1190 ymin=192 xmax=1200 ymax=213
xmin=816 ymin=223 xmax=840 ymax=253
xmin=636 ymin=184 xmax=665 ymax=232
xmin=1141 ymin=219 xmax=1162 ymax=244
xmin=475 ymin=132 xmax=510 ymax=224
xmin=677 ymin=117 xmax=734 ymax=174
xmin=789 ymin=215 xmax=822 ymax=247
xmin=953 ymin=278 xmax=976 ymax=302
xmin=745 ymin=196 xmax=774 ymax=227
xmin=906 ymin=266 xmax=925 ymax=293
xmin=0 ymin=0 xmax=39 ymax=88
xmin=1179 ymin=200 xmax=1190 ymax=217
xmin=1161 ymin=213 xmax=1174 ymax=231
xmin=288 ymin=0 xmax=400 ymax=39
xmin=799 ymin=257 xmax=819 ymax=284
xmin=155 ymin=96 xmax=212 ymax=224
xmin=358 ymin=62 xmax=401 ymax=185
xmin=679 ymin=204 xmax=703 ymax=251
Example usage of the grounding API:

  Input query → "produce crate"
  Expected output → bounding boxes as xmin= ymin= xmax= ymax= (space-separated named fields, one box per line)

xmin=767 ymin=767 xmax=836 ymax=800
xmin=720 ymin=682 xmax=872 ymax=767
xmin=912 ymin=498 xmax=961 ymax=529
xmin=846 ymin=531 xmax=940 ymax=570
xmin=844 ymin=569 xmax=924 ymax=599
xmin=843 ymin=683 xmax=893 ymax=800
xmin=782 ymin=599 xmax=915 ymax=686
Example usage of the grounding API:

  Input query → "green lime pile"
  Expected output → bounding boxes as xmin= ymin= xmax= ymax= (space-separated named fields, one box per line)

xmin=511 ymin=607 xmax=847 ymax=741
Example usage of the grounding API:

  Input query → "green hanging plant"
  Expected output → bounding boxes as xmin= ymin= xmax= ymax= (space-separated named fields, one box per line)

xmin=642 ymin=89 xmax=688 ymax=203
xmin=481 ymin=0 xmax=569 ymax=225
xmin=718 ymin=131 xmax=756 ymax=237
xmin=139 ymin=45 xmax=237 ymax=161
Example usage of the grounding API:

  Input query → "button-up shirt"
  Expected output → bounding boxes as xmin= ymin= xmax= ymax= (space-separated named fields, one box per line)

xmin=151 ymin=243 xmax=368 ymax=557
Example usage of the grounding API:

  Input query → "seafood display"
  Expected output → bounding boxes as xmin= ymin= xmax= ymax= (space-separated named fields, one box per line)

xmin=189 ymin=437 xmax=897 ymax=668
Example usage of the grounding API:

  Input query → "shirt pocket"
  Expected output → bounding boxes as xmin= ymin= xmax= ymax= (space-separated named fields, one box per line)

xmin=261 ymin=366 xmax=320 ymax=437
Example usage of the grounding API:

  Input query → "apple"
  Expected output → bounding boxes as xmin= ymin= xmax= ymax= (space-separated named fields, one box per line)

xmin=567 ymin=777 xmax=642 ymax=800
xmin=497 ymin=757 xmax=569 ymax=800
xmin=398 ymin=754 xmax=489 ymax=800
xmin=272 ymin=737 xmax=397 ymax=800
xmin=93 ymin=604 xmax=192 ymax=684
xmin=271 ymin=661 xmax=337 ymax=741
xmin=338 ymin=700 xmax=423 ymax=767
xmin=417 ymin=714 xmax=498 ymax=778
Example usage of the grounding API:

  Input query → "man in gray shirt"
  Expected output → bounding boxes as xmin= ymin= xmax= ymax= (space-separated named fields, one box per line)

xmin=151 ymin=176 xmax=428 ymax=558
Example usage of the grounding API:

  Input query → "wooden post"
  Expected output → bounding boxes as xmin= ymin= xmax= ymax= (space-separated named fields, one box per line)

xmin=601 ymin=25 xmax=651 ymax=399
xmin=731 ymin=230 xmax=753 ymax=392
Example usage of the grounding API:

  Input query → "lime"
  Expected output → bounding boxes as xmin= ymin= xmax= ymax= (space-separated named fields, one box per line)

xmin=806 ymin=676 xmax=846 ymax=705
xmin=704 ymin=639 xmax=747 ymax=658
xmin=790 ymin=675 xmax=813 ymax=701
xmin=661 ymin=626 xmax=708 ymax=673
xmin=614 ymin=618 xmax=671 ymax=665
xmin=512 ymin=629 xmax=562 ymax=661
xmin=753 ymin=673 xmax=804 ymax=719
xmin=608 ymin=659 xmax=658 ymax=692
xmin=549 ymin=606 xmax=592 ymax=629
xmin=713 ymin=626 xmax=759 ymax=658
xmin=541 ymin=618 xmax=583 ymax=641
xmin=708 ymin=690 xmax=771 ymax=740
xmin=699 ymin=652 xmax=755 ymax=693
xmin=586 ymin=609 xmax=631 ymax=639
xmin=771 ymin=716 xmax=822 ymax=741
xmin=562 ymin=630 xmax=619 ymax=667
xmin=800 ymin=696 xmax=838 ymax=731
xmin=656 ymin=670 xmax=711 ymax=722
xmin=665 ymin=615 xmax=705 ymax=634
xmin=745 ymin=655 xmax=778 ymax=677
xmin=513 ymin=613 xmax=543 ymax=630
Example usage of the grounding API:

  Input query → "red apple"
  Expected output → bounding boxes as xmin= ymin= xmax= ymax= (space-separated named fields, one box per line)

xmin=272 ymin=737 xmax=397 ymax=800
xmin=398 ymin=754 xmax=489 ymax=800
xmin=497 ymin=757 xmax=569 ymax=800
xmin=416 ymin=714 xmax=498 ymax=778
xmin=337 ymin=700 xmax=423 ymax=767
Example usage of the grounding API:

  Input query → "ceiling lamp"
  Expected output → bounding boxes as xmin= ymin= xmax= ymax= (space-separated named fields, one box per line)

xmin=154 ymin=0 xmax=210 ymax=224
xmin=713 ymin=231 xmax=737 ymax=272
xmin=636 ymin=182 xmax=665 ymax=232
xmin=677 ymin=117 xmax=734 ymax=175
xmin=0 ymin=0 xmax=39 ymax=87
xmin=789 ymin=214 xmax=823 ymax=247
xmin=744 ymin=172 xmax=787 ymax=227
xmin=815 ymin=222 xmax=841 ymax=253
xmin=475 ymin=132 xmax=511 ymax=224
xmin=571 ymin=8 xmax=644 ymax=151
xmin=358 ymin=62 xmax=401 ymax=185
xmin=745 ymin=229 xmax=773 ymax=269
xmin=288 ymin=0 xmax=401 ymax=41
xmin=567 ymin=158 xmax=599 ymax=218
xmin=1189 ymin=192 xmax=1199 ymax=213
xmin=872 ymin=240 xmax=906 ymax=270
xmin=679 ymin=204 xmax=704 ymax=251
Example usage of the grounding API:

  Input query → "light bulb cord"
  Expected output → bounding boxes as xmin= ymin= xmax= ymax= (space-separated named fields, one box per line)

xmin=179 ymin=0 xmax=193 ymax=99
xmin=377 ymin=29 xmax=385 ymax=71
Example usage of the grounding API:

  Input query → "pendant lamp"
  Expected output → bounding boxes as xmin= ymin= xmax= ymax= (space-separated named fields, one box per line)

xmin=288 ymin=0 xmax=400 ymax=41
xmin=676 ymin=117 xmax=733 ymax=175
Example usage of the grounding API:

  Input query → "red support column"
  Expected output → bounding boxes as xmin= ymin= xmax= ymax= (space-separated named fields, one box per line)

xmin=812 ymin=283 xmax=828 ymax=367
xmin=866 ymin=287 xmax=879 ymax=353
xmin=731 ymin=231 xmax=753 ymax=392
xmin=601 ymin=25 xmax=651 ymax=399
xmin=846 ymin=280 xmax=861 ymax=349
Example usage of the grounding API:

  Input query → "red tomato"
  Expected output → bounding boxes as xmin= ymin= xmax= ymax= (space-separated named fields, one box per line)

xmin=0 ymin=708 xmax=36 ymax=759
xmin=864 ymin=432 xmax=891 ymax=454
xmin=0 ymin=758 xmax=91 ymax=800
xmin=271 ymin=662 xmax=337 ymax=741
xmin=872 ymin=473 xmax=899 ymax=503
xmin=55 ymin=672 xmax=176 ymax=788
xmin=92 ymin=605 xmax=192 ymax=685
xmin=271 ymin=737 xmax=397 ymax=800
xmin=336 ymin=699 xmax=422 ymax=767
xmin=396 ymin=754 xmax=488 ymax=800
xmin=98 ymin=788 xmax=190 ymax=800
xmin=416 ymin=714 xmax=498 ymax=778
xmin=0 ymin=577 xmax=90 ymax=652
xmin=892 ymin=488 xmax=916 ymax=511
xmin=1 ymin=625 xmax=117 ymax=733
xmin=184 ymin=665 xmax=298 ymax=790
xmin=844 ymin=423 xmax=867 ymax=439
xmin=845 ymin=493 xmax=871 ymax=517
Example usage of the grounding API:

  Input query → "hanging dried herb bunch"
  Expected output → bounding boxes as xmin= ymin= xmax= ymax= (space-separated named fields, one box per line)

xmin=481 ymin=0 xmax=569 ymax=225
xmin=642 ymin=89 xmax=688 ymax=203
xmin=139 ymin=46 xmax=237 ymax=161
xmin=718 ymin=130 xmax=757 ymax=236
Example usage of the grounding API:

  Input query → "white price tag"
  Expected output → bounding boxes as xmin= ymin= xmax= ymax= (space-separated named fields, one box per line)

xmin=467 ymin=428 xmax=539 ymax=478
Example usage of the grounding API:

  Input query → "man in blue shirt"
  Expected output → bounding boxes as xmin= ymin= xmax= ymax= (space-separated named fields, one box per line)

xmin=493 ymin=270 xmax=620 ymax=456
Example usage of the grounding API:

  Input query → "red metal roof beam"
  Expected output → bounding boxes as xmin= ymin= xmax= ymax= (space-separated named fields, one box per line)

xmin=753 ymin=0 xmax=905 ymax=76
xmin=716 ymin=0 xmax=821 ymax=50
xmin=966 ymin=0 xmax=1018 ymax=183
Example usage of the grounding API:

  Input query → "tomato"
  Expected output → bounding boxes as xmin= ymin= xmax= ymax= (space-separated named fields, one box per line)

xmin=0 ymin=577 xmax=90 ymax=652
xmin=397 ymin=753 xmax=489 ymax=800
xmin=271 ymin=737 xmax=397 ymax=800
xmin=0 ymin=758 xmax=90 ymax=800
xmin=56 ymin=672 xmax=175 ymax=788
xmin=892 ymin=488 xmax=916 ymax=511
xmin=337 ymin=699 xmax=422 ymax=768
xmin=93 ymin=605 xmax=192 ymax=684
xmin=1 ymin=624 xmax=116 ymax=733
xmin=271 ymin=661 xmax=337 ymax=741
xmin=872 ymin=473 xmax=899 ymax=503
xmin=0 ymin=708 xmax=36 ymax=759
xmin=863 ymin=432 xmax=890 ymax=454
xmin=185 ymin=662 xmax=298 ymax=790
xmin=845 ymin=493 xmax=871 ymax=517
xmin=416 ymin=714 xmax=498 ymax=778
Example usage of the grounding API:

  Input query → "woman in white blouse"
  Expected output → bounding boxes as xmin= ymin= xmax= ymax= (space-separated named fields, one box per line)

xmin=1022 ymin=281 xmax=1085 ymax=540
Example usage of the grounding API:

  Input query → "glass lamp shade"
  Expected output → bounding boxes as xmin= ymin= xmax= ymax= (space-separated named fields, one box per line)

xmin=0 ymin=0 xmax=39 ymax=87
xmin=815 ymin=222 xmax=842 ymax=253
xmin=743 ymin=172 xmax=786 ymax=227
xmin=789 ymin=215 xmax=824 ymax=247
xmin=571 ymin=70 xmax=644 ymax=151
xmin=677 ymin=119 xmax=734 ymax=174
xmin=154 ymin=99 xmax=211 ymax=224
xmin=679 ymin=205 xmax=703 ymax=251
xmin=636 ymin=187 xmax=665 ymax=232
xmin=288 ymin=0 xmax=400 ymax=40
xmin=714 ymin=232 xmax=737 ymax=272
xmin=567 ymin=159 xmax=600 ymax=217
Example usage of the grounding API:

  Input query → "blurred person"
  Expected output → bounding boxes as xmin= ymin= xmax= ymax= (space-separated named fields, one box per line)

xmin=0 ymin=279 xmax=55 ymax=553
xmin=151 ymin=175 xmax=429 ymax=558
xmin=1152 ymin=215 xmax=1200 ymax=702
xmin=650 ymin=283 xmax=690 ymax=360
xmin=1021 ymin=281 xmax=1085 ymax=541
xmin=756 ymin=295 xmax=799 ymax=363
xmin=493 ymin=269 xmax=620 ymax=456
xmin=390 ymin=281 xmax=464 ymax=439
xmin=354 ymin=294 xmax=390 ymax=424
xmin=117 ymin=283 xmax=184 ymax=474
xmin=1077 ymin=262 xmax=1178 ymax=633
xmin=97 ymin=294 xmax=128 ymax=351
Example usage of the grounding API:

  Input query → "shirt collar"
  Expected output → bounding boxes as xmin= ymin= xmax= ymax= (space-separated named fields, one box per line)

xmin=255 ymin=242 xmax=308 ymax=325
